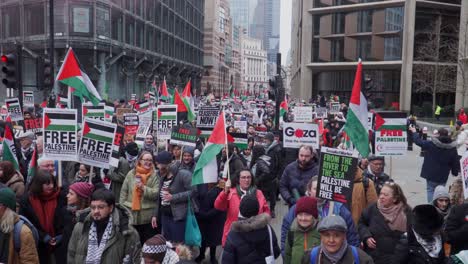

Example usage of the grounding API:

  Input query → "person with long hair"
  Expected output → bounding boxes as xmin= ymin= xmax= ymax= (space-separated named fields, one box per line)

xmin=358 ymin=182 xmax=412 ymax=264
xmin=214 ymin=169 xmax=270 ymax=247
xmin=0 ymin=160 xmax=25 ymax=201
xmin=73 ymin=163 xmax=104 ymax=189
xmin=19 ymin=169 xmax=67 ymax=263
xmin=120 ymin=151 xmax=160 ymax=244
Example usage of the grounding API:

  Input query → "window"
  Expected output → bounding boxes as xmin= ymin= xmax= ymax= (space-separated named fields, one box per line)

xmin=332 ymin=13 xmax=345 ymax=34
xmin=384 ymin=37 xmax=402 ymax=60
xmin=136 ymin=20 xmax=144 ymax=47
xmin=219 ymin=6 xmax=226 ymax=32
xmin=146 ymin=27 xmax=154 ymax=51
xmin=385 ymin=7 xmax=403 ymax=31
xmin=111 ymin=8 xmax=123 ymax=41
xmin=331 ymin=39 xmax=344 ymax=61
xmin=357 ymin=37 xmax=372 ymax=60
xmin=70 ymin=6 xmax=93 ymax=36
xmin=96 ymin=6 xmax=110 ymax=39
xmin=357 ymin=10 xmax=373 ymax=33
xmin=126 ymin=16 xmax=135 ymax=45
xmin=25 ymin=4 xmax=45 ymax=36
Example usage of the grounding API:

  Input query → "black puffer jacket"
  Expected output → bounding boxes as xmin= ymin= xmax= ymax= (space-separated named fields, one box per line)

xmin=252 ymin=155 xmax=276 ymax=190
xmin=279 ymin=160 xmax=319 ymax=206
xmin=358 ymin=202 xmax=412 ymax=264
xmin=265 ymin=141 xmax=282 ymax=180
xmin=223 ymin=213 xmax=280 ymax=264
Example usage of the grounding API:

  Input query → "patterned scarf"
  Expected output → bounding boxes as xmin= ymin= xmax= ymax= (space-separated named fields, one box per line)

xmin=377 ymin=201 xmax=407 ymax=232
xmin=413 ymin=229 xmax=442 ymax=258
xmin=86 ymin=215 xmax=114 ymax=264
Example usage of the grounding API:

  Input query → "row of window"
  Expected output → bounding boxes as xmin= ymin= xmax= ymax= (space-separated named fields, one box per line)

xmin=243 ymin=50 xmax=266 ymax=57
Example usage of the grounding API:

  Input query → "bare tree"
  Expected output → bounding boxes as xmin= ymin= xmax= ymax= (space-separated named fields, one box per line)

xmin=412 ymin=15 xmax=458 ymax=117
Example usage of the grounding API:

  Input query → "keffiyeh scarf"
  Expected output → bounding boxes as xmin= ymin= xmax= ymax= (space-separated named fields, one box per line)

xmin=413 ymin=229 xmax=442 ymax=258
xmin=86 ymin=215 xmax=114 ymax=264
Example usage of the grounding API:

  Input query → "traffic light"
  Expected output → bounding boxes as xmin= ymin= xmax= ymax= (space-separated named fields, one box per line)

xmin=1 ymin=53 xmax=18 ymax=89
xmin=37 ymin=57 xmax=53 ymax=90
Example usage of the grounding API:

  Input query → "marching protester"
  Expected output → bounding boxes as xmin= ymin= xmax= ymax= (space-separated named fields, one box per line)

xmin=141 ymin=134 xmax=158 ymax=157
xmin=218 ymin=143 xmax=245 ymax=179
xmin=432 ymin=185 xmax=452 ymax=221
xmin=107 ymin=150 xmax=132 ymax=199
xmin=361 ymin=155 xmax=391 ymax=194
xmin=73 ymin=163 xmax=104 ymax=189
xmin=120 ymin=151 xmax=160 ymax=244
xmin=444 ymin=201 xmax=468 ymax=255
xmin=141 ymin=234 xmax=180 ymax=264
xmin=251 ymin=145 xmax=277 ymax=217
xmin=17 ymin=131 xmax=35 ymax=179
xmin=351 ymin=167 xmax=378 ymax=225
xmin=0 ymin=160 xmax=25 ymax=202
xmin=174 ymin=146 xmax=196 ymax=172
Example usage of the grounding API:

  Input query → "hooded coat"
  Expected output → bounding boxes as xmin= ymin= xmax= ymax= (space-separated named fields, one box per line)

xmin=284 ymin=219 xmax=321 ymax=264
xmin=280 ymin=160 xmax=319 ymax=206
xmin=3 ymin=170 xmax=25 ymax=201
xmin=413 ymin=133 xmax=459 ymax=183
xmin=432 ymin=185 xmax=451 ymax=220
xmin=67 ymin=204 xmax=141 ymax=264
xmin=222 ymin=213 xmax=280 ymax=264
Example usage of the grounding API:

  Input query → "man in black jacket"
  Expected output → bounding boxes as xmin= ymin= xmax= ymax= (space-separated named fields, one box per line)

xmin=444 ymin=203 xmax=468 ymax=255
xmin=264 ymin=132 xmax=282 ymax=216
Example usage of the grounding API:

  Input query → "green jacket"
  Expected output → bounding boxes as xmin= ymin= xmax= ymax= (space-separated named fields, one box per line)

xmin=284 ymin=218 xmax=321 ymax=264
xmin=108 ymin=157 xmax=131 ymax=199
xmin=119 ymin=168 xmax=160 ymax=225
xmin=67 ymin=205 xmax=141 ymax=264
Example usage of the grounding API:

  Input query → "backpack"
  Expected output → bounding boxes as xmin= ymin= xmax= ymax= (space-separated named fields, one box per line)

xmin=309 ymin=246 xmax=360 ymax=264
xmin=13 ymin=215 xmax=39 ymax=252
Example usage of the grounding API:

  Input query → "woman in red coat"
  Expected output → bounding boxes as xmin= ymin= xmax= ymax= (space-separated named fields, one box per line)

xmin=214 ymin=169 xmax=270 ymax=246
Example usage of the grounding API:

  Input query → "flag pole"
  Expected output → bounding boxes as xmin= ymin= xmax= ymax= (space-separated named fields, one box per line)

xmin=58 ymin=161 xmax=62 ymax=188
xmin=223 ymin=109 xmax=230 ymax=181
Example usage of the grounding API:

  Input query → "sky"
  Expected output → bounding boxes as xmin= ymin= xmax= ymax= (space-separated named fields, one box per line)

xmin=279 ymin=0 xmax=292 ymax=65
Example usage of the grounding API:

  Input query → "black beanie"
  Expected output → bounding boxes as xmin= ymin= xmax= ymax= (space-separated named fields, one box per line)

xmin=239 ymin=194 xmax=259 ymax=218
xmin=125 ymin=142 xmax=139 ymax=156
xmin=412 ymin=204 xmax=443 ymax=236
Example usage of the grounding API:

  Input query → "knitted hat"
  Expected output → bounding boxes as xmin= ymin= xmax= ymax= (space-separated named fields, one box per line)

xmin=125 ymin=142 xmax=139 ymax=156
xmin=182 ymin=146 xmax=195 ymax=157
xmin=0 ymin=187 xmax=16 ymax=211
xmin=155 ymin=151 xmax=173 ymax=165
xmin=142 ymin=234 xmax=167 ymax=261
xmin=239 ymin=194 xmax=259 ymax=218
xmin=264 ymin=132 xmax=275 ymax=142
xmin=295 ymin=196 xmax=318 ymax=218
xmin=432 ymin=185 xmax=450 ymax=203
xmin=69 ymin=182 xmax=95 ymax=199
xmin=317 ymin=215 xmax=347 ymax=233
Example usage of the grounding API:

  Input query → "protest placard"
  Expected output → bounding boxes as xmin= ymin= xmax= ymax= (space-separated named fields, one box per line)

xmin=460 ymin=152 xmax=468 ymax=201
xmin=170 ymin=126 xmax=198 ymax=147
xmin=23 ymin=91 xmax=34 ymax=107
xmin=230 ymin=132 xmax=248 ymax=150
xmin=135 ymin=111 xmax=153 ymax=146
xmin=197 ymin=106 xmax=219 ymax=128
xmin=23 ymin=117 xmax=43 ymax=135
xmin=315 ymin=107 xmax=328 ymax=119
xmin=234 ymin=121 xmax=247 ymax=133
xmin=293 ymin=106 xmax=313 ymax=122
xmin=124 ymin=113 xmax=139 ymax=136
xmin=79 ymin=118 xmax=116 ymax=169
xmin=5 ymin=98 xmax=23 ymax=122
xmin=283 ymin=122 xmax=319 ymax=149
xmin=374 ymin=112 xmax=407 ymax=156
xmin=368 ymin=112 xmax=374 ymax=131
xmin=110 ymin=126 xmax=125 ymax=168
xmin=329 ymin=102 xmax=341 ymax=115
xmin=43 ymin=108 xmax=78 ymax=161
xmin=105 ymin=102 xmax=115 ymax=123
xmin=317 ymin=147 xmax=358 ymax=206
xmin=82 ymin=102 xmax=105 ymax=123
xmin=154 ymin=105 xmax=178 ymax=139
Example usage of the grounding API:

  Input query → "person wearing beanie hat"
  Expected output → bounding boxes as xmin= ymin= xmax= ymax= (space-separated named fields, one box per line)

xmin=284 ymin=196 xmax=320 ymax=264
xmin=303 ymin=215 xmax=373 ymax=264
xmin=393 ymin=204 xmax=445 ymax=264
xmin=432 ymin=185 xmax=451 ymax=219
xmin=239 ymin=194 xmax=260 ymax=219
xmin=179 ymin=146 xmax=196 ymax=172
xmin=0 ymin=188 xmax=39 ymax=263
xmin=125 ymin=142 xmax=140 ymax=169
xmin=142 ymin=234 xmax=179 ymax=264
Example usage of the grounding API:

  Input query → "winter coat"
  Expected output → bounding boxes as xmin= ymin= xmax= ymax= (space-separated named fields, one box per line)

xmin=19 ymin=188 xmax=68 ymax=264
xmin=67 ymin=205 xmax=141 ymax=264
xmin=73 ymin=171 xmax=105 ymax=190
xmin=265 ymin=141 xmax=283 ymax=180
xmin=4 ymin=171 xmax=25 ymax=202
xmin=393 ymin=229 xmax=447 ymax=264
xmin=444 ymin=203 xmax=468 ymax=255
xmin=413 ymin=133 xmax=459 ymax=183
xmin=280 ymin=160 xmax=319 ymax=206
xmin=362 ymin=169 xmax=391 ymax=195
xmin=119 ymin=168 xmax=160 ymax=225
xmin=222 ymin=213 xmax=280 ymax=264
xmin=195 ymin=184 xmax=226 ymax=247
xmin=6 ymin=215 xmax=40 ymax=264
xmin=108 ymin=157 xmax=131 ymax=199
xmin=214 ymin=187 xmax=270 ymax=246
xmin=18 ymin=148 xmax=33 ymax=181
xmin=219 ymin=153 xmax=246 ymax=179
xmin=153 ymin=168 xmax=197 ymax=221
xmin=252 ymin=155 xmax=277 ymax=192
xmin=281 ymin=148 xmax=299 ymax=175
xmin=301 ymin=246 xmax=375 ymax=264
xmin=284 ymin=219 xmax=321 ymax=264
xmin=172 ymin=160 xmax=196 ymax=173
xmin=358 ymin=202 xmax=412 ymax=264
xmin=352 ymin=168 xmax=378 ymax=225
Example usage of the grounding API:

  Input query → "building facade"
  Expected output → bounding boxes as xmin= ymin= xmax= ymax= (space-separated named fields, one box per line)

xmin=242 ymin=35 xmax=268 ymax=95
xmin=230 ymin=0 xmax=250 ymax=35
xmin=291 ymin=0 xmax=461 ymax=114
xmin=0 ymin=0 xmax=204 ymax=103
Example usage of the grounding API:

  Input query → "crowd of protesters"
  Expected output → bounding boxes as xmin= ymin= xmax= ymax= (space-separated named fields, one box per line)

xmin=0 ymin=93 xmax=467 ymax=264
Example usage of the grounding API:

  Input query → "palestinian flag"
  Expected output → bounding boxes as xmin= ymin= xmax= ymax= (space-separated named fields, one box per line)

xmin=57 ymin=95 xmax=69 ymax=108
xmin=160 ymin=77 xmax=170 ymax=102
xmin=344 ymin=59 xmax=369 ymax=157
xmin=82 ymin=103 xmax=105 ymax=119
xmin=135 ymin=100 xmax=151 ymax=113
xmin=82 ymin=119 xmax=115 ymax=144
xmin=182 ymin=80 xmax=196 ymax=122
xmin=173 ymin=89 xmax=188 ymax=119
xmin=157 ymin=105 xmax=177 ymax=120
xmin=275 ymin=97 xmax=288 ymax=125
xmin=2 ymin=116 xmax=19 ymax=170
xmin=105 ymin=102 xmax=114 ymax=121
xmin=44 ymin=111 xmax=77 ymax=132
xmin=5 ymin=99 xmax=21 ymax=114
xmin=56 ymin=48 xmax=102 ymax=105
xmin=374 ymin=112 xmax=407 ymax=131
xmin=26 ymin=145 xmax=38 ymax=186
xmin=192 ymin=111 xmax=228 ymax=186
xmin=230 ymin=132 xmax=248 ymax=150
xmin=148 ymin=91 xmax=156 ymax=101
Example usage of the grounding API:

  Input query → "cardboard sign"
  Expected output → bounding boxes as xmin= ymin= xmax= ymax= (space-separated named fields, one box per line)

xmin=43 ymin=108 xmax=78 ymax=161
xmin=283 ymin=122 xmax=319 ymax=149
xmin=5 ymin=98 xmax=23 ymax=122
xmin=82 ymin=102 xmax=105 ymax=123
xmin=79 ymin=118 xmax=116 ymax=169
xmin=315 ymin=107 xmax=328 ymax=119
xmin=374 ymin=112 xmax=407 ymax=156
xmin=135 ymin=111 xmax=153 ymax=146
xmin=23 ymin=91 xmax=34 ymax=107
xmin=234 ymin=121 xmax=247 ymax=133
xmin=329 ymin=102 xmax=341 ymax=115
xmin=293 ymin=106 xmax=313 ymax=122
xmin=124 ymin=113 xmax=139 ymax=135
xmin=154 ymin=105 xmax=178 ymax=139
xmin=110 ymin=126 xmax=125 ymax=168
xmin=197 ymin=106 xmax=219 ymax=128
xmin=230 ymin=132 xmax=248 ymax=150
xmin=317 ymin=147 xmax=358 ymax=206
xmin=170 ymin=126 xmax=198 ymax=147
xmin=23 ymin=118 xmax=43 ymax=135
xmin=459 ymin=151 xmax=468 ymax=201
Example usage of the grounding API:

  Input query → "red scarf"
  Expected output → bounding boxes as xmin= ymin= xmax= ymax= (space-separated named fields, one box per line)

xmin=29 ymin=189 xmax=60 ymax=236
